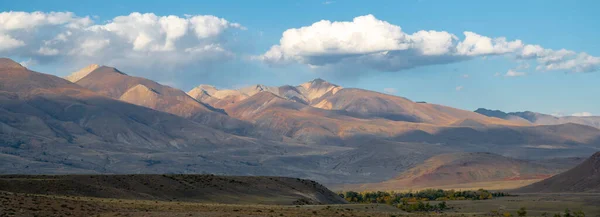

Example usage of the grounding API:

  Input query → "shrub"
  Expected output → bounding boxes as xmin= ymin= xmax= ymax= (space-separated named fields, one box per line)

xmin=517 ymin=207 xmax=527 ymax=217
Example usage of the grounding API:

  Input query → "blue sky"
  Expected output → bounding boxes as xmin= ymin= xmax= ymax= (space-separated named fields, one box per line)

xmin=2 ymin=0 xmax=599 ymax=116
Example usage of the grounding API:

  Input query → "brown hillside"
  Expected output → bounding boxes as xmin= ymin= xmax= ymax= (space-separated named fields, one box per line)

xmin=0 ymin=174 xmax=346 ymax=205
xmin=516 ymin=152 xmax=600 ymax=193
xmin=0 ymin=58 xmax=281 ymax=172
xmin=70 ymin=66 xmax=251 ymax=134
xmin=476 ymin=108 xmax=600 ymax=129
xmin=312 ymin=88 xmax=527 ymax=126
xmin=351 ymin=152 xmax=564 ymax=191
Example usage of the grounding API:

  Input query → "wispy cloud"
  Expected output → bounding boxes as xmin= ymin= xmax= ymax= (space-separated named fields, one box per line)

xmin=323 ymin=1 xmax=335 ymax=5
xmin=504 ymin=69 xmax=526 ymax=77
xmin=455 ymin=86 xmax=463 ymax=91
xmin=571 ymin=112 xmax=593 ymax=117
xmin=383 ymin=87 xmax=397 ymax=94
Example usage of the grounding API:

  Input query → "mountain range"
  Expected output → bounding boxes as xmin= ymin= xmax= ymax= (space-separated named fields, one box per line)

xmin=475 ymin=108 xmax=600 ymax=129
xmin=1 ymin=58 xmax=600 ymax=187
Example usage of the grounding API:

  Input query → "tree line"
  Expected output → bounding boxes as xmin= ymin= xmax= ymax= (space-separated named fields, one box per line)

xmin=339 ymin=189 xmax=511 ymax=212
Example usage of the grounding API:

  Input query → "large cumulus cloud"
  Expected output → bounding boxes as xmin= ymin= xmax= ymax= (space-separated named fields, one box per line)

xmin=0 ymin=11 xmax=245 ymax=74
xmin=259 ymin=14 xmax=600 ymax=74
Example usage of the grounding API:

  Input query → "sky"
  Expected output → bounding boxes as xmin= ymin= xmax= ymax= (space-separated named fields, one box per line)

xmin=1 ymin=0 xmax=599 ymax=116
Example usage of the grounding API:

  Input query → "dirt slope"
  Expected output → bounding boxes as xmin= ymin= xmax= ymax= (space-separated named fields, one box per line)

xmin=347 ymin=152 xmax=569 ymax=191
xmin=0 ymin=174 xmax=346 ymax=205
xmin=70 ymin=66 xmax=251 ymax=134
xmin=516 ymin=152 xmax=600 ymax=193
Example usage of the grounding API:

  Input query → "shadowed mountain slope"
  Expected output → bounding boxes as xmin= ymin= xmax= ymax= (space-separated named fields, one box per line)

xmin=342 ymin=152 xmax=573 ymax=191
xmin=313 ymin=88 xmax=527 ymax=125
xmin=393 ymin=152 xmax=559 ymax=184
xmin=0 ymin=58 xmax=253 ymax=152
xmin=517 ymin=152 xmax=600 ymax=193
xmin=0 ymin=58 xmax=344 ymax=180
xmin=209 ymin=79 xmax=600 ymax=159
xmin=69 ymin=65 xmax=252 ymax=134
xmin=3 ymin=57 xmax=600 ymax=186
xmin=192 ymin=79 xmax=527 ymax=127
xmin=476 ymin=108 xmax=600 ymax=129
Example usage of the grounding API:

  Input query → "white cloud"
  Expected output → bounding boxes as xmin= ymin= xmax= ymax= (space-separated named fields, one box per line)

xmin=0 ymin=33 xmax=24 ymax=51
xmin=538 ymin=53 xmax=600 ymax=73
xmin=19 ymin=58 xmax=36 ymax=68
xmin=0 ymin=11 xmax=245 ymax=75
xmin=323 ymin=1 xmax=335 ymax=4
xmin=0 ymin=11 xmax=91 ymax=31
xmin=455 ymin=86 xmax=463 ymax=91
xmin=260 ymin=14 xmax=600 ymax=74
xmin=504 ymin=69 xmax=526 ymax=77
xmin=383 ymin=88 xmax=397 ymax=94
xmin=266 ymin=15 xmax=408 ymax=59
xmin=461 ymin=74 xmax=469 ymax=78
xmin=456 ymin=31 xmax=523 ymax=56
xmin=571 ymin=112 xmax=593 ymax=117
xmin=37 ymin=47 xmax=60 ymax=56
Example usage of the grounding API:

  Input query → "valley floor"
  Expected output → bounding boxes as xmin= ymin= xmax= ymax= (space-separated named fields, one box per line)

xmin=2 ymin=191 xmax=600 ymax=216
xmin=0 ymin=191 xmax=404 ymax=217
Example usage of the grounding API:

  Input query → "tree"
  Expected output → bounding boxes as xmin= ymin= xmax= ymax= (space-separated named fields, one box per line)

xmin=504 ymin=212 xmax=513 ymax=217
xmin=517 ymin=207 xmax=527 ymax=217
xmin=573 ymin=210 xmax=585 ymax=217
xmin=438 ymin=201 xmax=447 ymax=210
xmin=564 ymin=209 xmax=572 ymax=217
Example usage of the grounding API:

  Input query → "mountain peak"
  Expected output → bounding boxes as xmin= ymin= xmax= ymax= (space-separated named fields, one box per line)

xmin=254 ymin=84 xmax=268 ymax=91
xmin=66 ymin=64 xmax=126 ymax=83
xmin=298 ymin=78 xmax=342 ymax=101
xmin=85 ymin=64 xmax=100 ymax=69
xmin=0 ymin=58 xmax=25 ymax=70
xmin=187 ymin=84 xmax=219 ymax=99
xmin=65 ymin=64 xmax=101 ymax=82
xmin=311 ymin=78 xmax=326 ymax=83
xmin=95 ymin=66 xmax=127 ymax=75
xmin=307 ymin=78 xmax=337 ymax=86
xmin=196 ymin=84 xmax=219 ymax=94
xmin=197 ymin=84 xmax=217 ymax=90
xmin=301 ymin=78 xmax=339 ymax=89
xmin=474 ymin=108 xmax=509 ymax=119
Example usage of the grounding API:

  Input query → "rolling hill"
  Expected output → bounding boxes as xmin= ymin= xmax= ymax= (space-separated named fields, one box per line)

xmin=516 ymin=152 xmax=600 ymax=193
xmin=475 ymin=108 xmax=600 ymax=129
xmin=0 ymin=174 xmax=346 ymax=205
xmin=338 ymin=152 xmax=576 ymax=191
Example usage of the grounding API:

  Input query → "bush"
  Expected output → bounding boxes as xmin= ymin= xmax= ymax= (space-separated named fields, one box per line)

xmin=517 ymin=207 xmax=527 ymax=217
